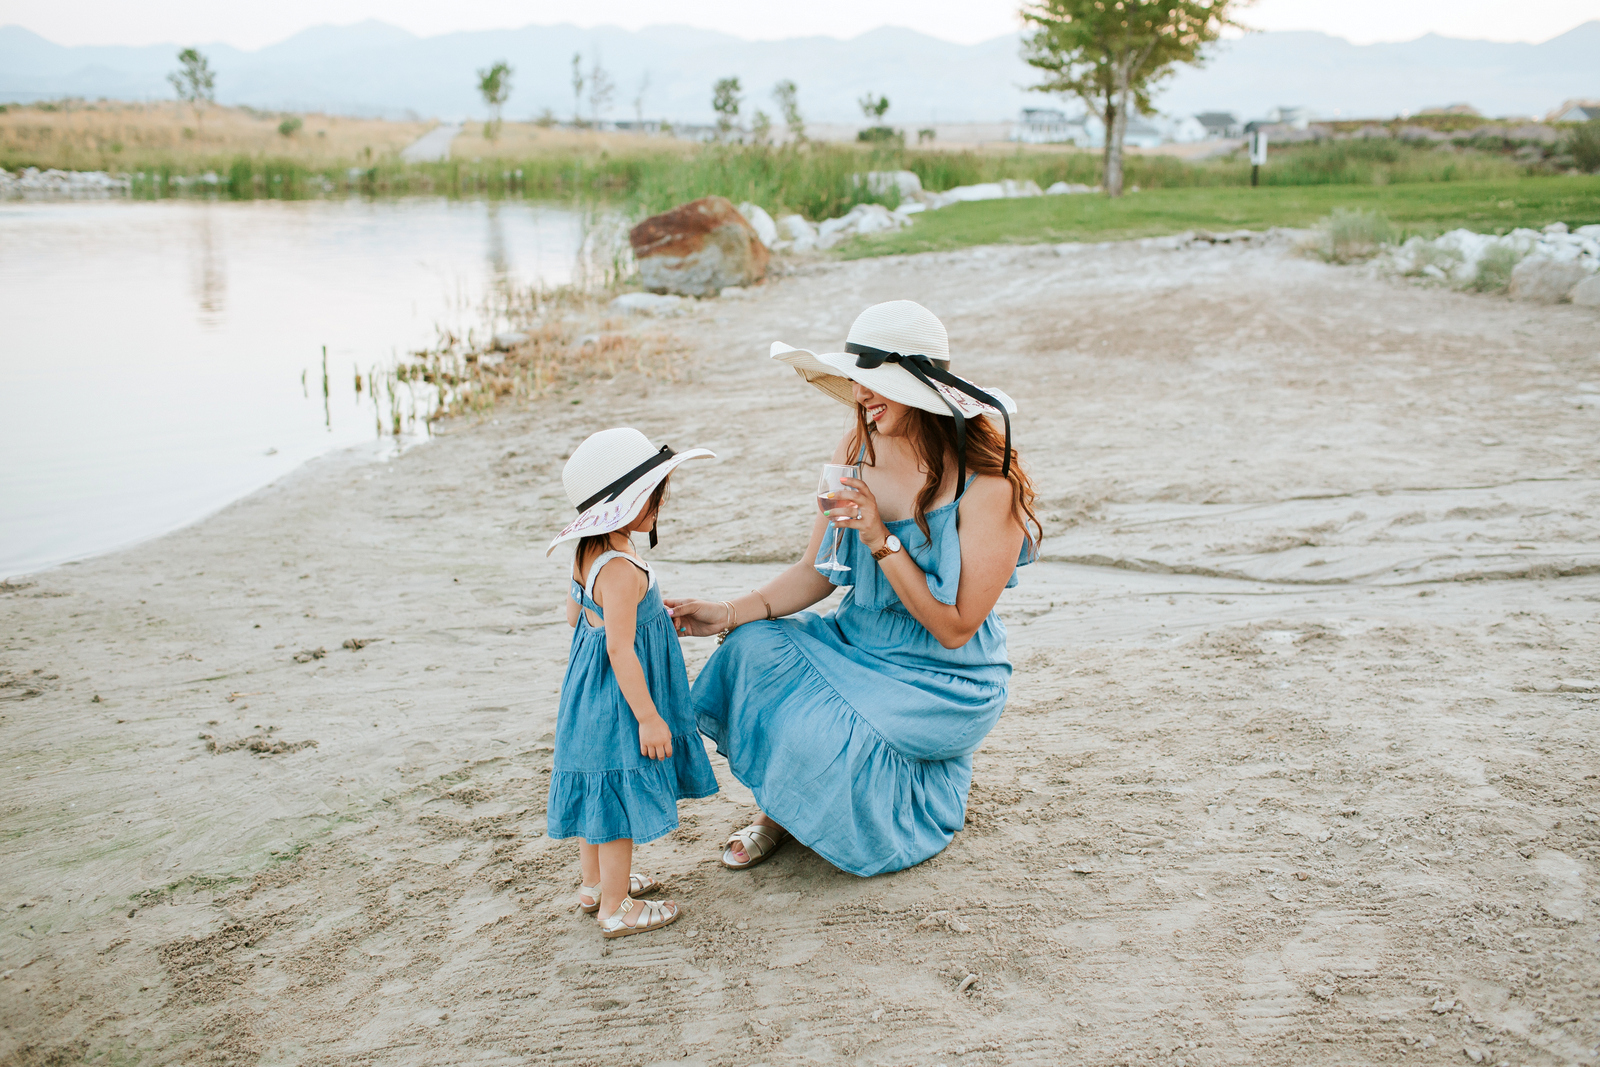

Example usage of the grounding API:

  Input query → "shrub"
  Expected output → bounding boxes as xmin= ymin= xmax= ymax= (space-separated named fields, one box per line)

xmin=277 ymin=116 xmax=302 ymax=137
xmin=1568 ymin=120 xmax=1600 ymax=173
xmin=1469 ymin=243 xmax=1520 ymax=292
xmin=1306 ymin=208 xmax=1395 ymax=263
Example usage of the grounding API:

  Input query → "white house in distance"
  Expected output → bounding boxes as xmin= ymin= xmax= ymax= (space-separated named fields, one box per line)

xmin=1013 ymin=108 xmax=1206 ymax=147
xmin=1547 ymin=99 xmax=1600 ymax=122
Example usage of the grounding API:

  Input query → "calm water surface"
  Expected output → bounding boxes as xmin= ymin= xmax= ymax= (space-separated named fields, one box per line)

xmin=1 ymin=198 xmax=588 ymax=577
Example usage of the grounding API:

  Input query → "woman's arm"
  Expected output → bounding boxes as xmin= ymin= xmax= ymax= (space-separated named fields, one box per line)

xmin=566 ymin=588 xmax=580 ymax=627
xmin=664 ymin=432 xmax=853 ymax=637
xmin=594 ymin=560 xmax=673 ymax=759
xmin=836 ymin=473 xmax=1024 ymax=650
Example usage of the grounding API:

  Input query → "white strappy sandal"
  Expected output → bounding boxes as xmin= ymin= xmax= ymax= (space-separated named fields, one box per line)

xmin=721 ymin=822 xmax=789 ymax=870
xmin=578 ymin=873 xmax=661 ymax=914
xmin=599 ymin=895 xmax=681 ymax=939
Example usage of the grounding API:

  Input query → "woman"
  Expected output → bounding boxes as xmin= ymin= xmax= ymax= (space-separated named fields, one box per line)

xmin=665 ymin=300 xmax=1040 ymax=877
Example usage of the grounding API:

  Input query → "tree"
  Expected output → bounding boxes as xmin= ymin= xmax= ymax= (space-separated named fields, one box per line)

xmin=633 ymin=71 xmax=651 ymax=127
xmin=1021 ymin=0 xmax=1245 ymax=197
xmin=167 ymin=48 xmax=216 ymax=130
xmin=712 ymin=77 xmax=742 ymax=141
xmin=476 ymin=60 xmax=513 ymax=141
xmin=751 ymin=109 xmax=772 ymax=144
xmin=570 ymin=53 xmax=585 ymax=125
xmin=772 ymin=79 xmax=805 ymax=142
xmin=858 ymin=93 xmax=890 ymax=121
xmin=587 ymin=56 xmax=615 ymax=126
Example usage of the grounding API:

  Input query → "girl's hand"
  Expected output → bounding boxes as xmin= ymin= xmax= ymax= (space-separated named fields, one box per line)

xmin=662 ymin=597 xmax=730 ymax=638
xmin=638 ymin=713 xmax=673 ymax=760
xmin=828 ymin=476 xmax=891 ymax=553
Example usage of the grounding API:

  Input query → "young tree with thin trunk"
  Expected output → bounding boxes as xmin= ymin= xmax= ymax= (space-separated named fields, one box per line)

xmin=167 ymin=48 xmax=216 ymax=132
xmin=712 ymin=77 xmax=742 ymax=142
xmin=1021 ymin=0 xmax=1245 ymax=197
xmin=588 ymin=56 xmax=615 ymax=126
xmin=633 ymin=71 xmax=651 ymax=127
xmin=772 ymin=79 xmax=805 ymax=142
xmin=477 ymin=60 xmax=513 ymax=142
xmin=570 ymin=53 xmax=585 ymax=126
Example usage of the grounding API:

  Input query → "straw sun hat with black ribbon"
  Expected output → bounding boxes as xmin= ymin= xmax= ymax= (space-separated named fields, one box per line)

xmin=547 ymin=428 xmax=714 ymax=556
xmin=770 ymin=300 xmax=1017 ymax=489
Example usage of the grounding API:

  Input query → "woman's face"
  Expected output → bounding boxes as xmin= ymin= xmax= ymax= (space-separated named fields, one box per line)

xmin=852 ymin=382 xmax=912 ymax=437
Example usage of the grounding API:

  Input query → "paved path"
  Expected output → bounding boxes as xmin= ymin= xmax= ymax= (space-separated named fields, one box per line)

xmin=399 ymin=122 xmax=462 ymax=163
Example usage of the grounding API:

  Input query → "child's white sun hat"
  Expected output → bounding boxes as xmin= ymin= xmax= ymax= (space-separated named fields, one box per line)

xmin=547 ymin=427 xmax=714 ymax=556
xmin=770 ymin=299 xmax=1017 ymax=485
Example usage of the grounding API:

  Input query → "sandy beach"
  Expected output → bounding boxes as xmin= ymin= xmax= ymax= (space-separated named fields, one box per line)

xmin=3 ymin=235 xmax=1599 ymax=1066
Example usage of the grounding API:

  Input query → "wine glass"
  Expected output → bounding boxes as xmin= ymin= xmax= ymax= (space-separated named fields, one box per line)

xmin=815 ymin=463 xmax=861 ymax=573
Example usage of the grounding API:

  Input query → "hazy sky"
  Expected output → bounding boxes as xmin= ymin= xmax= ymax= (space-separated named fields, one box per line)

xmin=4 ymin=0 xmax=1596 ymax=49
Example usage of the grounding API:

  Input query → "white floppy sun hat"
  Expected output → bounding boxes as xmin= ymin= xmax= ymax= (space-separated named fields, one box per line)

xmin=547 ymin=427 xmax=714 ymax=556
xmin=770 ymin=299 xmax=1017 ymax=483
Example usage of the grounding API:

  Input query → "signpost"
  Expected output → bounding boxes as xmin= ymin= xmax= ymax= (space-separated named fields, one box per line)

xmin=1249 ymin=130 xmax=1269 ymax=187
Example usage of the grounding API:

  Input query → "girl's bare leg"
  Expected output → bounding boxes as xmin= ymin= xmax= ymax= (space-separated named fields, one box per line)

xmin=595 ymin=838 xmax=634 ymax=921
xmin=578 ymin=841 xmax=601 ymax=889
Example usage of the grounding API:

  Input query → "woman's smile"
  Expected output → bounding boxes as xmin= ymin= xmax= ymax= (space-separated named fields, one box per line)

xmin=865 ymin=402 xmax=888 ymax=422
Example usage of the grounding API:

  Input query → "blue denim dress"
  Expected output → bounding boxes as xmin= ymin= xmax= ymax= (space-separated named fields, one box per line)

xmin=694 ymin=477 xmax=1033 ymax=876
xmin=548 ymin=550 xmax=719 ymax=845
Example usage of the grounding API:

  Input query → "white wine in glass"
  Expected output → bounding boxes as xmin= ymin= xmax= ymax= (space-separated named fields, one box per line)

xmin=815 ymin=463 xmax=860 ymax=573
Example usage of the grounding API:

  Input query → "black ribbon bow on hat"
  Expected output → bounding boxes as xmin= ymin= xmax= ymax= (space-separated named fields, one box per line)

xmin=577 ymin=444 xmax=675 ymax=548
xmin=845 ymin=343 xmax=1011 ymax=492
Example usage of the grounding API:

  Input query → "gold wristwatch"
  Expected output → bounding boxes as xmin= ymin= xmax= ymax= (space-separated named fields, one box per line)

xmin=871 ymin=534 xmax=902 ymax=562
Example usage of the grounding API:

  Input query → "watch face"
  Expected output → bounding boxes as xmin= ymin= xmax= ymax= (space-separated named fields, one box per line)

xmin=885 ymin=535 xmax=901 ymax=552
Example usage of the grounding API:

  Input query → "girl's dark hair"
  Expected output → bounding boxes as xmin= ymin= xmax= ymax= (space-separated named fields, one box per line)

xmin=575 ymin=475 xmax=671 ymax=584
xmin=850 ymin=405 xmax=1040 ymax=549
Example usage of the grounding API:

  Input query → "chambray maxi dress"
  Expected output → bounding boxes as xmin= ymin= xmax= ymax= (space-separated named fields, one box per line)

xmin=547 ymin=551 xmax=719 ymax=844
xmin=693 ymin=479 xmax=1033 ymax=877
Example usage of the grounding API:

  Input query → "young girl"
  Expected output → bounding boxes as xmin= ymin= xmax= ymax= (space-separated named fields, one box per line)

xmin=545 ymin=427 xmax=719 ymax=938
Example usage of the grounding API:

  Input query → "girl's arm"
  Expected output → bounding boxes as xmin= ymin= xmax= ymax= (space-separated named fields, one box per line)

xmin=663 ymin=433 xmax=850 ymax=636
xmin=566 ymin=588 xmax=580 ymax=627
xmin=593 ymin=559 xmax=673 ymax=760
xmin=840 ymin=473 xmax=1024 ymax=650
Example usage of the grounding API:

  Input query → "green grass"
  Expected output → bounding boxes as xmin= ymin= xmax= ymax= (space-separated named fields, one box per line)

xmin=844 ymin=177 xmax=1600 ymax=258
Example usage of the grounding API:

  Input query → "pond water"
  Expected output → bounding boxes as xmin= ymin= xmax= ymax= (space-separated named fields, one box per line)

xmin=0 ymin=197 xmax=592 ymax=578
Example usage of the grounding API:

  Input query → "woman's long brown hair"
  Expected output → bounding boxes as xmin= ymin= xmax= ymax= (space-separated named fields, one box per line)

xmin=851 ymin=405 xmax=1041 ymax=550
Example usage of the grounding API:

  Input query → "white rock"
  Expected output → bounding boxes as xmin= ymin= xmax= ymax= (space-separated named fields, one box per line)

xmin=736 ymin=202 xmax=779 ymax=249
xmin=718 ymin=286 xmax=749 ymax=298
xmin=895 ymin=202 xmax=927 ymax=216
xmin=609 ymin=292 xmax=688 ymax=315
xmin=857 ymin=170 xmax=923 ymax=198
xmin=1046 ymin=181 xmax=1097 ymax=195
xmin=1543 ymin=221 xmax=1569 ymax=235
xmin=1571 ymin=274 xmax=1600 ymax=307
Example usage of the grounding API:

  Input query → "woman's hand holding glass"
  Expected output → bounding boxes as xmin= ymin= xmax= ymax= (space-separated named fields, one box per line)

xmin=823 ymin=476 xmax=890 ymax=554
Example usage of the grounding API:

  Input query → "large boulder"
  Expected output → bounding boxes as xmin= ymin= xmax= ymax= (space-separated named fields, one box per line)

xmin=629 ymin=196 xmax=768 ymax=297
xmin=1509 ymin=257 xmax=1591 ymax=303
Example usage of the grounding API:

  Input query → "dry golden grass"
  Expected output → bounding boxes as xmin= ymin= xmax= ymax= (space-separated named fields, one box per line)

xmin=0 ymin=101 xmax=430 ymax=171
xmin=449 ymin=122 xmax=690 ymax=163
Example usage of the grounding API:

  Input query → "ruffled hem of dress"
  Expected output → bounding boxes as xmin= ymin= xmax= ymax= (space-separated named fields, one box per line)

xmin=546 ymin=732 xmax=719 ymax=845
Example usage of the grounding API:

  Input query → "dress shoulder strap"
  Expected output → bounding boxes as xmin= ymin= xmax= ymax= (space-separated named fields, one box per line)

xmin=955 ymin=471 xmax=979 ymax=502
xmin=582 ymin=550 xmax=651 ymax=605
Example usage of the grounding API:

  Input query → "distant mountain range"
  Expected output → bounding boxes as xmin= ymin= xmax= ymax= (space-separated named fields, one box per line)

xmin=1 ymin=19 xmax=1595 ymax=125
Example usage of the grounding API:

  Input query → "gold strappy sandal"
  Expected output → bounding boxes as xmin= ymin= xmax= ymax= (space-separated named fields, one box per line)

xmin=599 ymin=895 xmax=681 ymax=939
xmin=721 ymin=823 xmax=788 ymax=870
xmin=578 ymin=873 xmax=661 ymax=914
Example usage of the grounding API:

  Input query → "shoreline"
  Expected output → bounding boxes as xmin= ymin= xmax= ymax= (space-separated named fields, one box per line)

xmin=3 ymin=238 xmax=1598 ymax=1064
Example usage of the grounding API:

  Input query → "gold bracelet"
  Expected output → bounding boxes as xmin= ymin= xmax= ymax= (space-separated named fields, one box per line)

xmin=753 ymin=589 xmax=774 ymax=620
xmin=716 ymin=600 xmax=737 ymax=645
